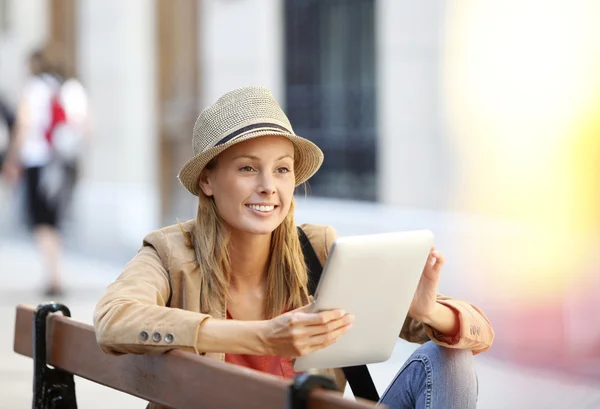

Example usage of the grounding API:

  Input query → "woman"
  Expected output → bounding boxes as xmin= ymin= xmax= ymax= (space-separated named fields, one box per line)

xmin=94 ymin=86 xmax=494 ymax=409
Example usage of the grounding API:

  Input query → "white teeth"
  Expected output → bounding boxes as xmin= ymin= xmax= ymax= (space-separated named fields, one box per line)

xmin=247 ymin=204 xmax=275 ymax=212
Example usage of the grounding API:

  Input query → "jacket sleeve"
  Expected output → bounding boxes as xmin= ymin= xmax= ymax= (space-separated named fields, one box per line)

xmin=419 ymin=295 xmax=495 ymax=354
xmin=93 ymin=229 xmax=210 ymax=355
xmin=303 ymin=223 xmax=494 ymax=355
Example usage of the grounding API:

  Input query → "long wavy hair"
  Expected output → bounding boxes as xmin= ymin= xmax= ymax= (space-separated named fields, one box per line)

xmin=182 ymin=163 xmax=311 ymax=318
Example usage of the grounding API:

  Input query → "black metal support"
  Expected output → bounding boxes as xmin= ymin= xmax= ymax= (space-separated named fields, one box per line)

xmin=32 ymin=303 xmax=78 ymax=409
xmin=287 ymin=373 xmax=339 ymax=409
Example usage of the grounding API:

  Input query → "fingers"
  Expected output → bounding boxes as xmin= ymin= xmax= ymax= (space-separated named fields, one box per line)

xmin=269 ymin=307 xmax=355 ymax=358
xmin=287 ymin=310 xmax=354 ymax=341
xmin=431 ymin=250 xmax=445 ymax=273
xmin=292 ymin=308 xmax=347 ymax=326
xmin=294 ymin=316 xmax=354 ymax=356
xmin=306 ymin=320 xmax=354 ymax=350
xmin=428 ymin=248 xmax=445 ymax=269
xmin=427 ymin=251 xmax=435 ymax=266
xmin=307 ymin=313 xmax=354 ymax=336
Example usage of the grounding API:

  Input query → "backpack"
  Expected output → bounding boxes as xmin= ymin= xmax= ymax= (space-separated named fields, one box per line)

xmin=45 ymin=91 xmax=67 ymax=145
xmin=43 ymin=78 xmax=85 ymax=163
xmin=297 ymin=227 xmax=380 ymax=402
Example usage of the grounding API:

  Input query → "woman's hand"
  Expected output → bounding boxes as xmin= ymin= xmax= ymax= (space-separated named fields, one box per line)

xmin=408 ymin=248 xmax=445 ymax=323
xmin=261 ymin=305 xmax=354 ymax=358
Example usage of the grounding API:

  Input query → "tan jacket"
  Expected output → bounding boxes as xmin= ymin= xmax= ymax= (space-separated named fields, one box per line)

xmin=94 ymin=220 xmax=494 ymax=409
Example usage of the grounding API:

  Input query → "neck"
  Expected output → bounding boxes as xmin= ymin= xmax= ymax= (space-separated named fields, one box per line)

xmin=228 ymin=230 xmax=272 ymax=290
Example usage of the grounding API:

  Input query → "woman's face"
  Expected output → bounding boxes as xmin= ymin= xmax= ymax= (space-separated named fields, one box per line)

xmin=199 ymin=135 xmax=296 ymax=236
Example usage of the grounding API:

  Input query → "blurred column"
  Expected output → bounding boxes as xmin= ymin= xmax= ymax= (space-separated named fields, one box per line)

xmin=376 ymin=1 xmax=453 ymax=209
xmin=0 ymin=0 xmax=49 ymax=103
xmin=49 ymin=0 xmax=76 ymax=78
xmin=76 ymin=0 xmax=159 ymax=256
xmin=200 ymin=0 xmax=284 ymax=107
xmin=156 ymin=0 xmax=200 ymax=225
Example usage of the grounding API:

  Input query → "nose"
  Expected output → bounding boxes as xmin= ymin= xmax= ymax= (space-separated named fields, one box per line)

xmin=258 ymin=172 xmax=276 ymax=195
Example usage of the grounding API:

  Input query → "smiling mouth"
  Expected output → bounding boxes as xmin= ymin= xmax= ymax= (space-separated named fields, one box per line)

xmin=246 ymin=204 xmax=277 ymax=212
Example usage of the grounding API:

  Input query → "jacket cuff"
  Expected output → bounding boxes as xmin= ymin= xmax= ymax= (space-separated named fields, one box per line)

xmin=422 ymin=300 xmax=462 ymax=346
xmin=134 ymin=311 xmax=210 ymax=354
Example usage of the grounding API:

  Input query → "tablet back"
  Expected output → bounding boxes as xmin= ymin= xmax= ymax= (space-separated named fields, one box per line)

xmin=294 ymin=229 xmax=434 ymax=371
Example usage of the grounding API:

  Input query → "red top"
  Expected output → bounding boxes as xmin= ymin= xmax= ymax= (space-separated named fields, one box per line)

xmin=224 ymin=310 xmax=298 ymax=379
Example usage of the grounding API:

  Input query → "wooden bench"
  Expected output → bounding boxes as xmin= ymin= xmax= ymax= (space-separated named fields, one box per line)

xmin=13 ymin=303 xmax=380 ymax=409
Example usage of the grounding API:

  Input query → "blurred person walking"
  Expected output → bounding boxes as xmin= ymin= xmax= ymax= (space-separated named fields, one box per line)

xmin=1 ymin=43 xmax=89 ymax=296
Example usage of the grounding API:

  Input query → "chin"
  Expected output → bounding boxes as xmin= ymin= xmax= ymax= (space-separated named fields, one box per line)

xmin=247 ymin=224 xmax=279 ymax=236
xmin=237 ymin=220 xmax=282 ymax=236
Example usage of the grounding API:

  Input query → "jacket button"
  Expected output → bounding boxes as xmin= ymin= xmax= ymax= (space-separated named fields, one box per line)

xmin=139 ymin=331 xmax=149 ymax=341
xmin=164 ymin=334 xmax=174 ymax=344
xmin=152 ymin=332 xmax=162 ymax=342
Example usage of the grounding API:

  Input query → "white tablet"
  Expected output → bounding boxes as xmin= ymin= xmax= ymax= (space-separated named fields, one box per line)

xmin=293 ymin=229 xmax=434 ymax=371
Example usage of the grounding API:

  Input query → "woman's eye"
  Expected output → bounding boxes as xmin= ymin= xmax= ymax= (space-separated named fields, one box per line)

xmin=277 ymin=167 xmax=290 ymax=174
xmin=239 ymin=165 xmax=255 ymax=172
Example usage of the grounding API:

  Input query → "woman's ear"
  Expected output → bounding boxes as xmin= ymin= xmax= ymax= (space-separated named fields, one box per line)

xmin=198 ymin=170 xmax=214 ymax=197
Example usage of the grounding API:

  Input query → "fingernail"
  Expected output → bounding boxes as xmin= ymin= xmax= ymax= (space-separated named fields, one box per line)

xmin=339 ymin=310 xmax=346 ymax=317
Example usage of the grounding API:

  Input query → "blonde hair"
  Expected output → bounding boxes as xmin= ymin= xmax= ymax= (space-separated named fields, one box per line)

xmin=184 ymin=172 xmax=310 ymax=318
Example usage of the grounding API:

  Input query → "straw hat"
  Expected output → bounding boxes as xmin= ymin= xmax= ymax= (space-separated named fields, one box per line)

xmin=177 ymin=86 xmax=324 ymax=196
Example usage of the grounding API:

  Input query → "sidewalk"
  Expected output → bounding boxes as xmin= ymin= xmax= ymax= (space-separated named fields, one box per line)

xmin=1 ymin=238 xmax=600 ymax=409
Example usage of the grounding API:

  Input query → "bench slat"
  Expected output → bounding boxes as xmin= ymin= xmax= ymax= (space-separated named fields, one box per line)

xmin=13 ymin=304 xmax=376 ymax=409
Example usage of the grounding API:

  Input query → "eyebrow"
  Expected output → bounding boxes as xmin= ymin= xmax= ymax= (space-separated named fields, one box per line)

xmin=232 ymin=154 xmax=294 ymax=161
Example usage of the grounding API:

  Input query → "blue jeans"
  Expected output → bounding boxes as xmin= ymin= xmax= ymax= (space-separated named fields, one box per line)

xmin=378 ymin=341 xmax=478 ymax=409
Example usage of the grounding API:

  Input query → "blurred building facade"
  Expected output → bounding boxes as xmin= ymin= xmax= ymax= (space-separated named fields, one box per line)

xmin=0 ymin=0 xmax=454 ymax=256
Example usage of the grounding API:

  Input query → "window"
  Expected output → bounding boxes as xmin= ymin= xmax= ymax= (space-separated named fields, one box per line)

xmin=285 ymin=0 xmax=377 ymax=201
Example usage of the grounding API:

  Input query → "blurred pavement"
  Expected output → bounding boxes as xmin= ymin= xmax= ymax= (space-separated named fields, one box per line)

xmin=2 ymin=238 xmax=600 ymax=409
